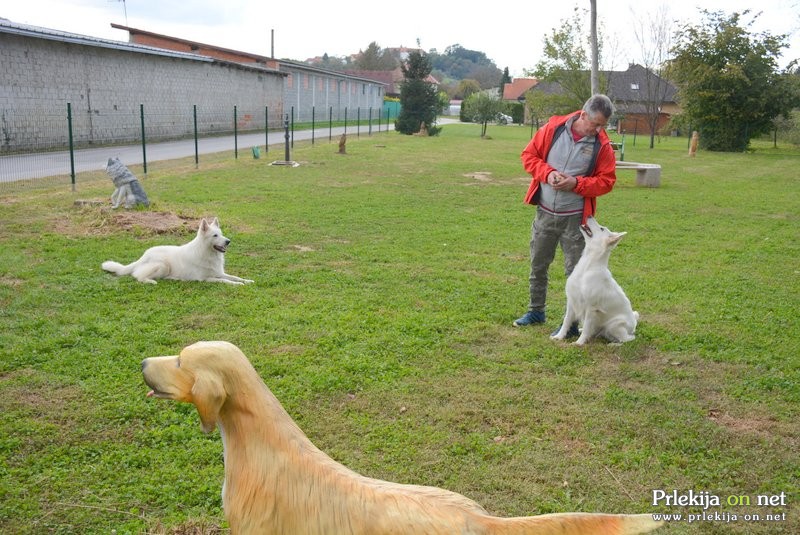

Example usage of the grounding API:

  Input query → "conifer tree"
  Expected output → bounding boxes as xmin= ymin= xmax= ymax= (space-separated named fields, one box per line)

xmin=396 ymin=51 xmax=440 ymax=135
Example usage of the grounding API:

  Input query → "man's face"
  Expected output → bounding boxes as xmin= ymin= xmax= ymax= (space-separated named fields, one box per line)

xmin=573 ymin=111 xmax=608 ymax=138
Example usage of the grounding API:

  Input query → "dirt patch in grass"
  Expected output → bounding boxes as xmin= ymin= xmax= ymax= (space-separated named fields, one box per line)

xmin=0 ymin=369 xmax=83 ymax=416
xmin=706 ymin=408 xmax=780 ymax=438
xmin=289 ymin=244 xmax=316 ymax=252
xmin=66 ymin=205 xmax=210 ymax=237
xmin=596 ymin=348 xmax=798 ymax=446
xmin=462 ymin=173 xmax=533 ymax=188
xmin=463 ymin=171 xmax=494 ymax=182
xmin=0 ymin=275 xmax=25 ymax=287
xmin=109 ymin=210 xmax=197 ymax=234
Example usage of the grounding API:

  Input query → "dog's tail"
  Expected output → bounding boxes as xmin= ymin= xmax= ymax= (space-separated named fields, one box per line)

xmin=489 ymin=512 xmax=663 ymax=534
xmin=102 ymin=260 xmax=133 ymax=276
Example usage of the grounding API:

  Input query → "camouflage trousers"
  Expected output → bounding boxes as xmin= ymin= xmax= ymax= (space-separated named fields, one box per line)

xmin=526 ymin=209 xmax=585 ymax=313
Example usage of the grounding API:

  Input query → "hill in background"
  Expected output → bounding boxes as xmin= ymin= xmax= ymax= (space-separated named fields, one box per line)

xmin=304 ymin=42 xmax=505 ymax=97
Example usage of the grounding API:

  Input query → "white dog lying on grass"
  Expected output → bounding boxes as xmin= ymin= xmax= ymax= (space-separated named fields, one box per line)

xmin=551 ymin=216 xmax=638 ymax=345
xmin=102 ymin=217 xmax=253 ymax=285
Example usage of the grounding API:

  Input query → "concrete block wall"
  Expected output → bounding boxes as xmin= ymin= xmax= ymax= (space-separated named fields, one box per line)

xmin=283 ymin=68 xmax=386 ymax=123
xmin=0 ymin=33 xmax=285 ymax=151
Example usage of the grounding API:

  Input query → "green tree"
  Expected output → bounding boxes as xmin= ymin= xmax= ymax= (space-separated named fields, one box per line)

xmin=428 ymin=44 xmax=502 ymax=88
xmin=455 ymin=79 xmax=481 ymax=100
xmin=499 ymin=67 xmax=512 ymax=89
xmin=770 ymin=110 xmax=800 ymax=146
xmin=317 ymin=53 xmax=347 ymax=71
xmin=771 ymin=68 xmax=800 ymax=145
xmin=668 ymin=10 xmax=798 ymax=152
xmin=462 ymin=92 xmax=502 ymax=137
xmin=396 ymin=51 xmax=441 ymax=135
xmin=354 ymin=42 xmax=397 ymax=70
xmin=437 ymin=91 xmax=451 ymax=114
xmin=530 ymin=7 xmax=605 ymax=109
xmin=524 ymin=90 xmax=574 ymax=129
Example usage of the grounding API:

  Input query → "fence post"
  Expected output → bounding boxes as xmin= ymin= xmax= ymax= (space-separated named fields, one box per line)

xmin=234 ymin=105 xmax=238 ymax=159
xmin=265 ymin=106 xmax=269 ymax=154
xmin=283 ymin=113 xmax=290 ymax=162
xmin=290 ymin=107 xmax=295 ymax=148
xmin=357 ymin=108 xmax=360 ymax=138
xmin=312 ymin=107 xmax=315 ymax=145
xmin=329 ymin=107 xmax=333 ymax=142
xmin=140 ymin=104 xmax=147 ymax=175
xmin=193 ymin=104 xmax=199 ymax=168
xmin=67 ymin=103 xmax=76 ymax=191
xmin=344 ymin=108 xmax=348 ymax=136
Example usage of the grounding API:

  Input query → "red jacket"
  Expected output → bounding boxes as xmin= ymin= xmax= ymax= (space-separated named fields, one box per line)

xmin=521 ymin=111 xmax=616 ymax=223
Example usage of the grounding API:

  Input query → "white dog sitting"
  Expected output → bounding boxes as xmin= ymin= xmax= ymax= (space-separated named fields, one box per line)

xmin=551 ymin=216 xmax=638 ymax=345
xmin=102 ymin=217 xmax=253 ymax=285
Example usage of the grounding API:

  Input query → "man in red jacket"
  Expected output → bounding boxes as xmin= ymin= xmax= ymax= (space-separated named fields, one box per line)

xmin=513 ymin=94 xmax=617 ymax=335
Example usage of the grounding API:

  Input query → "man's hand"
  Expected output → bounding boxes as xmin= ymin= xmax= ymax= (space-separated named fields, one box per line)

xmin=548 ymin=171 xmax=577 ymax=191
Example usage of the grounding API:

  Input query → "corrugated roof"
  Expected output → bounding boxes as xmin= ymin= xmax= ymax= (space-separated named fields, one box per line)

xmin=111 ymin=23 xmax=388 ymax=84
xmin=0 ymin=18 xmax=213 ymax=63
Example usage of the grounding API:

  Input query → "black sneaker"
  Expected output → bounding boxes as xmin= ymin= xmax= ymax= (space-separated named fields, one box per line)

xmin=512 ymin=311 xmax=546 ymax=327
xmin=551 ymin=322 xmax=580 ymax=338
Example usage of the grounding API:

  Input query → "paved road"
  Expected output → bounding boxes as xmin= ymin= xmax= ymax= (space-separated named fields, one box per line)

xmin=0 ymin=122 xmax=395 ymax=182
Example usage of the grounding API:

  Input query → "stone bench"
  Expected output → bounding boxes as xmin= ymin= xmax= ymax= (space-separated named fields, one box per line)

xmin=615 ymin=161 xmax=662 ymax=187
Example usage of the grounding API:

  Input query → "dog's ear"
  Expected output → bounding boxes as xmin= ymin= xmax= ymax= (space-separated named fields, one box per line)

xmin=210 ymin=217 xmax=220 ymax=227
xmin=191 ymin=371 xmax=226 ymax=433
xmin=199 ymin=219 xmax=210 ymax=233
xmin=606 ymin=231 xmax=627 ymax=247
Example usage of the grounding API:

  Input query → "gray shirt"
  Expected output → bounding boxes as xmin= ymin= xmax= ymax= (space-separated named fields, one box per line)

xmin=538 ymin=115 xmax=598 ymax=216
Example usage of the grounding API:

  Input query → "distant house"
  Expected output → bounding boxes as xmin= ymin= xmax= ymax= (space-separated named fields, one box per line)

xmin=502 ymin=77 xmax=538 ymax=103
xmin=344 ymin=70 xmax=401 ymax=97
xmin=503 ymin=64 xmax=679 ymax=135
xmin=385 ymin=46 xmax=425 ymax=63
xmin=446 ymin=99 xmax=462 ymax=117
xmin=502 ymin=78 xmax=540 ymax=125
xmin=606 ymin=64 xmax=679 ymax=135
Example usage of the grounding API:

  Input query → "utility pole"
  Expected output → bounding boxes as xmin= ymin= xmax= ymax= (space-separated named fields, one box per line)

xmin=590 ymin=0 xmax=599 ymax=95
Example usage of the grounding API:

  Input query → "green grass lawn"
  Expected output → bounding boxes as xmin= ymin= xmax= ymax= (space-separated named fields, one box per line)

xmin=0 ymin=123 xmax=797 ymax=534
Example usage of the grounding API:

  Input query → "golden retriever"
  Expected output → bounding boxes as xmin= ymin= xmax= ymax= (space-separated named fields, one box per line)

xmin=142 ymin=341 xmax=663 ymax=534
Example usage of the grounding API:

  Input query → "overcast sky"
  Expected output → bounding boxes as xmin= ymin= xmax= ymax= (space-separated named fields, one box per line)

xmin=3 ymin=0 xmax=799 ymax=76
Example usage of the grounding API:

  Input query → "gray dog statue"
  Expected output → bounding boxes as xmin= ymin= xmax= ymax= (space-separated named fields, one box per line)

xmin=106 ymin=157 xmax=150 ymax=209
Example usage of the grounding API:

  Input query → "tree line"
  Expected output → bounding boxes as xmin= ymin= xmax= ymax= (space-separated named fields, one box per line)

xmin=307 ymin=42 xmax=506 ymax=99
xmin=525 ymin=7 xmax=800 ymax=151
xmin=315 ymin=8 xmax=800 ymax=150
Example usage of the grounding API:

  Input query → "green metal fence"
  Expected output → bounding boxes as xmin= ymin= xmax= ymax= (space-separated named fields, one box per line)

xmin=0 ymin=104 xmax=399 ymax=192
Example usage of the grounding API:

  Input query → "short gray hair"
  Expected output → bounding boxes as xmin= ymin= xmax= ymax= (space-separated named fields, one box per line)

xmin=583 ymin=94 xmax=615 ymax=120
